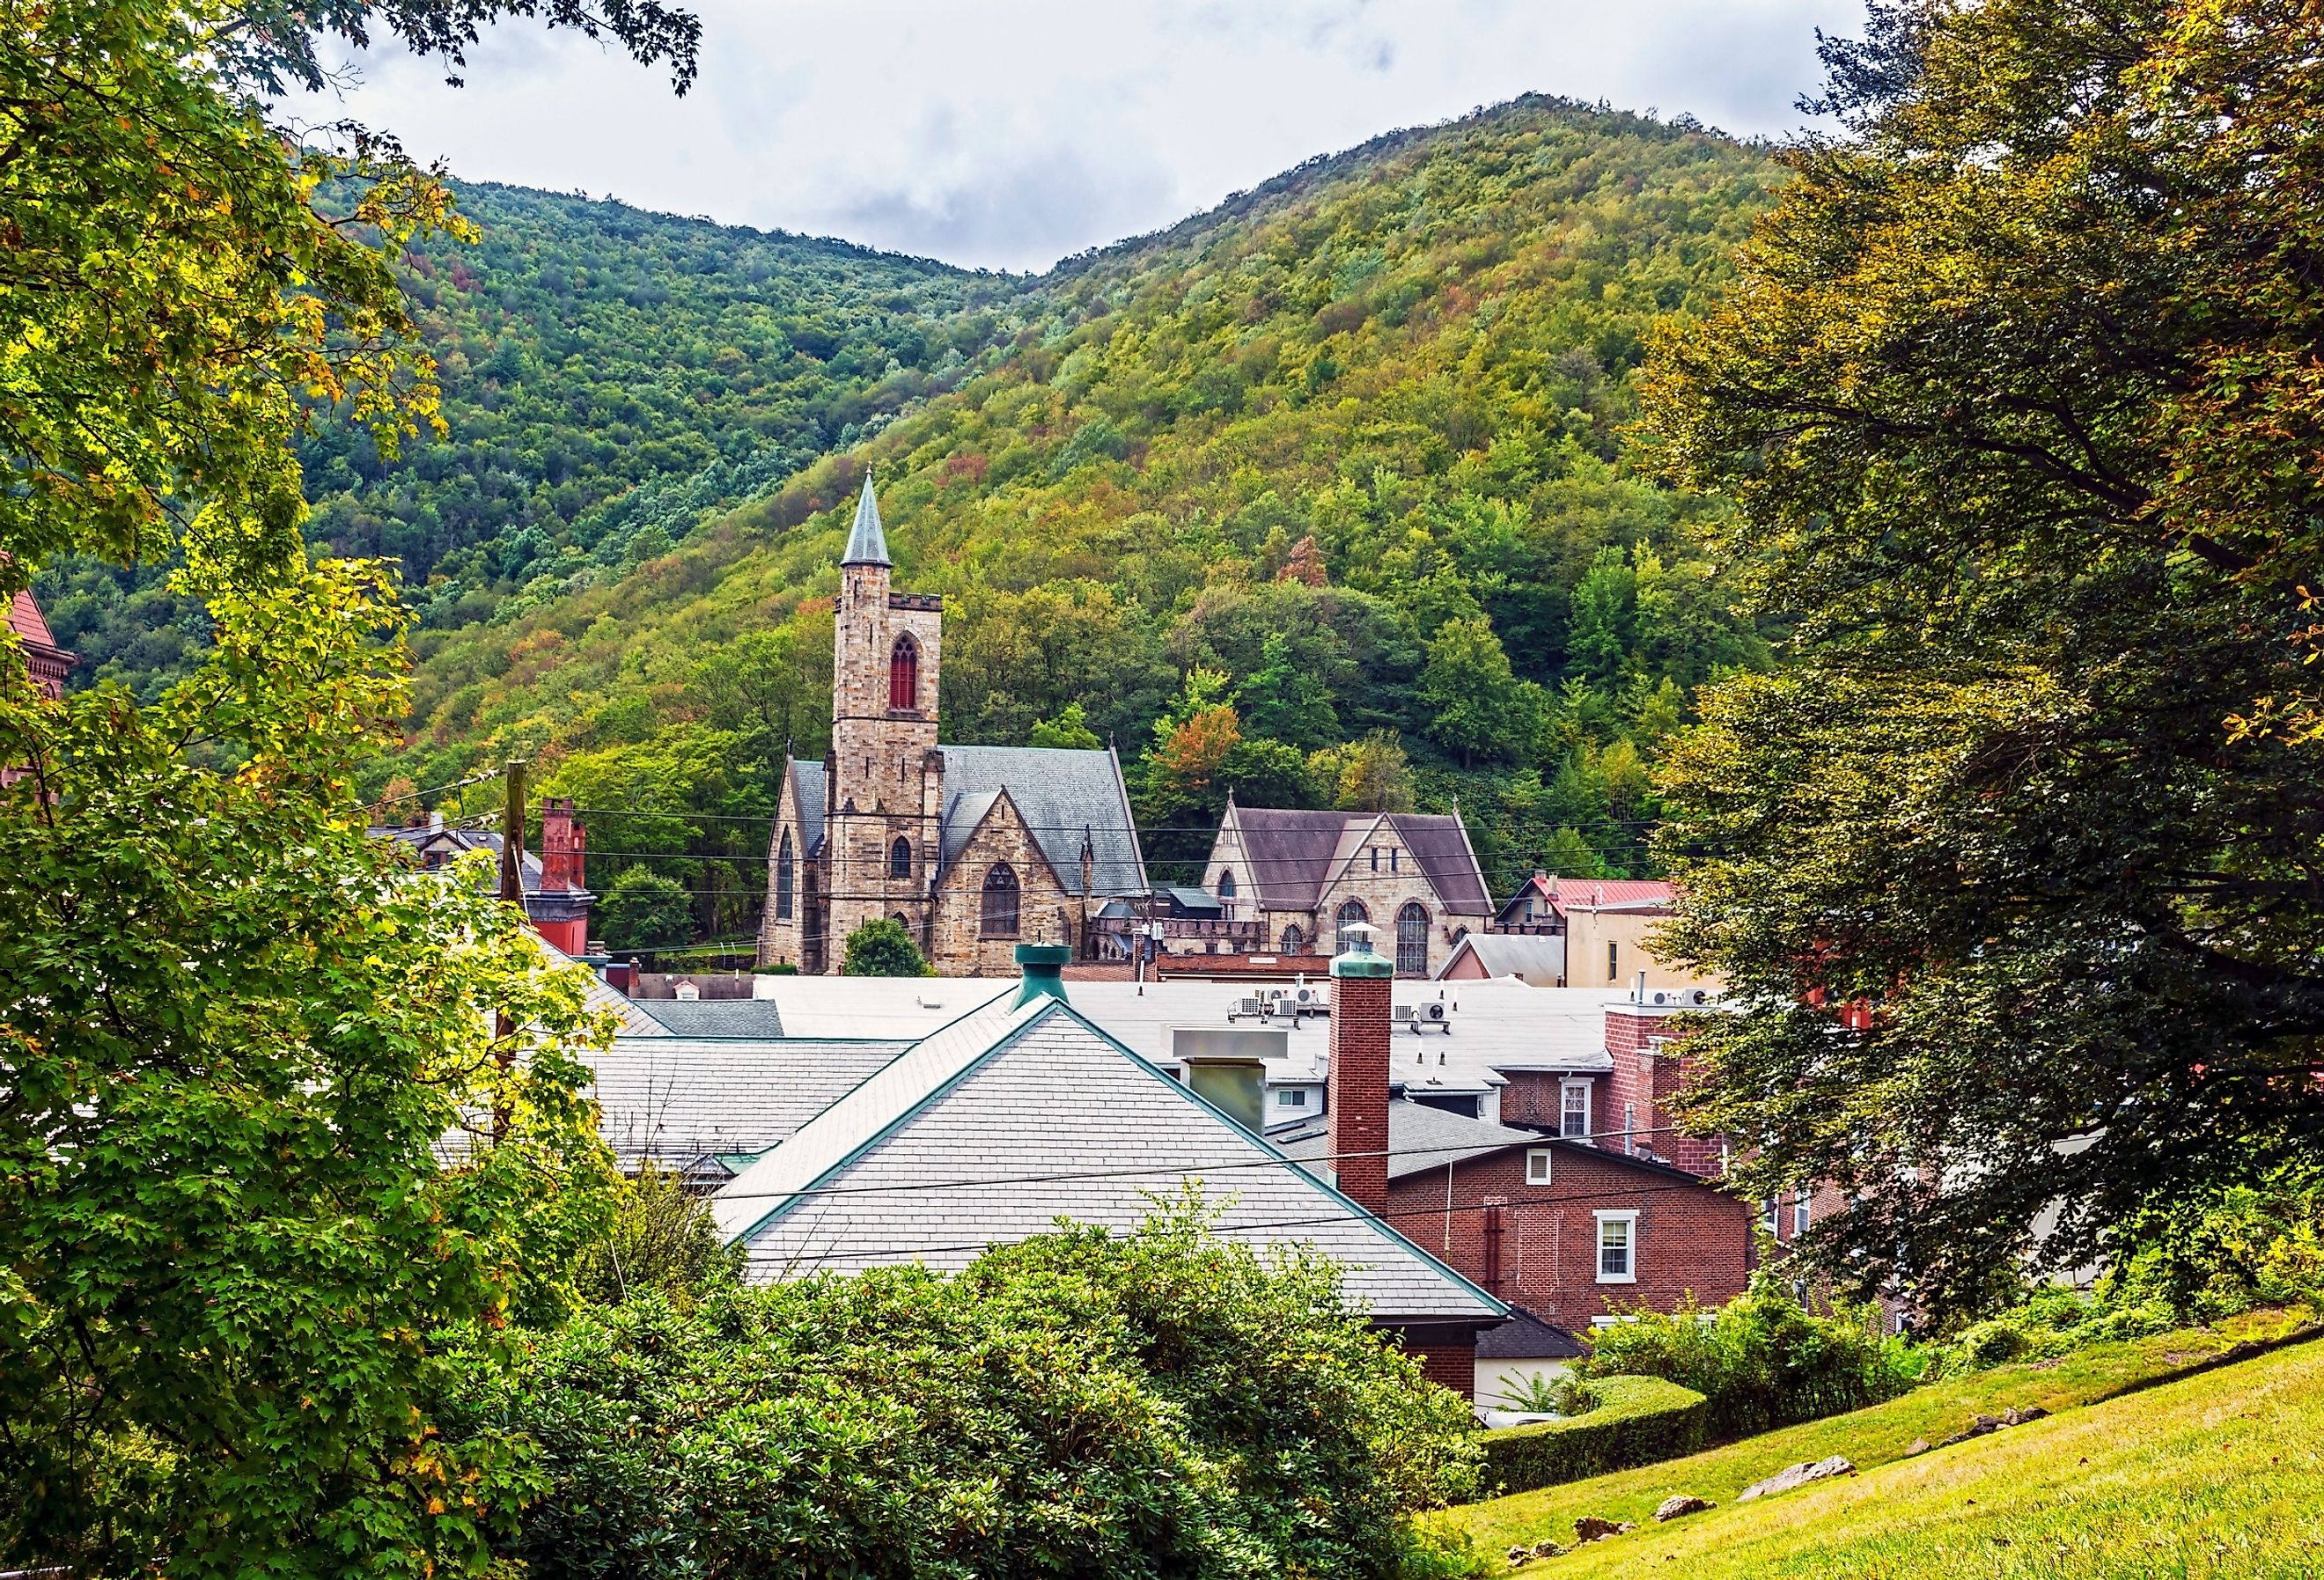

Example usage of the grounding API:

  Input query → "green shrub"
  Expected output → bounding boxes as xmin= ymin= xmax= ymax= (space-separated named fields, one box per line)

xmin=570 ymin=1165 xmax=743 ymax=1309
xmin=452 ymin=1203 xmax=1482 ymax=1578
xmin=1497 ymin=1372 xmax=1600 ymax=1415
xmin=1578 ymin=1275 xmax=1923 ymax=1439
xmin=1478 ymin=1376 xmax=1708 ymax=1495
xmin=840 ymin=915 xmax=932 ymax=977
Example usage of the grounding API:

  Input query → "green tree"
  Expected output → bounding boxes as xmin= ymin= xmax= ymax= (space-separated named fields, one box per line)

xmin=842 ymin=916 xmax=933 ymax=977
xmin=1028 ymin=701 xmax=1102 ymax=749
xmin=1327 ymin=729 xmax=1418 ymax=812
xmin=597 ymin=865 xmax=696 ymax=952
xmin=1644 ymin=0 xmax=2324 ymax=1317
xmin=1416 ymin=614 xmax=1537 ymax=768
xmin=454 ymin=1206 xmax=1481 ymax=1578
xmin=0 ymin=553 xmax=618 ymax=1573
xmin=572 ymin=1165 xmax=744 ymax=1308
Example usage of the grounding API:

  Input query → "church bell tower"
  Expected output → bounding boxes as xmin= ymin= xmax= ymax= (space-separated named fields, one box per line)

xmin=825 ymin=475 xmax=945 ymax=959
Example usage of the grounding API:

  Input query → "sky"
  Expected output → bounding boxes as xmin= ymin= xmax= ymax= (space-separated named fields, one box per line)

xmin=283 ymin=0 xmax=1867 ymax=275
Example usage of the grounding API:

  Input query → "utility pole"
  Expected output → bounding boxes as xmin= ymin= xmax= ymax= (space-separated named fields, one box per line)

xmin=492 ymin=757 xmax=526 ymax=1142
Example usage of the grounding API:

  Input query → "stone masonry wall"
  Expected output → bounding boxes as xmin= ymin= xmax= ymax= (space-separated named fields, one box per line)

xmin=928 ymin=793 xmax=1077 ymax=976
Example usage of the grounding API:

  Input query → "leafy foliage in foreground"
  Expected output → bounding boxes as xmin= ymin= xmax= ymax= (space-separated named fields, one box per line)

xmin=1645 ymin=0 xmax=2324 ymax=1319
xmin=453 ymin=1210 xmax=1482 ymax=1578
xmin=0 ymin=550 xmax=618 ymax=1576
xmin=372 ymin=98 xmax=1778 ymax=937
xmin=841 ymin=915 xmax=934 ymax=976
xmin=1577 ymin=1277 xmax=1922 ymax=1442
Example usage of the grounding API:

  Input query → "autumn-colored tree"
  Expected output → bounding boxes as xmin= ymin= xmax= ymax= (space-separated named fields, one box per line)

xmin=1646 ymin=0 xmax=2324 ymax=1316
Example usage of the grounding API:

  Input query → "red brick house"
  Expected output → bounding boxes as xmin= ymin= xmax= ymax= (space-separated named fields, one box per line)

xmin=4 ymin=586 xmax=75 ymax=790
xmin=1282 ymin=1097 xmax=1753 ymax=1338
xmin=370 ymin=797 xmax=596 ymax=955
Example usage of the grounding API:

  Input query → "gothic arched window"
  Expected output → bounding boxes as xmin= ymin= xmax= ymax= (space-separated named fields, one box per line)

xmin=1335 ymin=899 xmax=1370 ymax=957
xmin=1396 ymin=901 xmax=1430 ymax=977
xmin=1280 ymin=922 xmax=1305 ymax=954
xmin=1217 ymin=868 xmax=1237 ymax=900
xmin=981 ymin=863 xmax=1020 ymax=938
xmin=889 ymin=633 xmax=919 ymax=710
xmin=776 ymin=829 xmax=795 ymax=920
xmin=890 ymin=835 xmax=913 ymax=879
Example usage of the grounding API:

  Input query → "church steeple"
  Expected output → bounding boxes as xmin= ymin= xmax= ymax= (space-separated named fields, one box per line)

xmin=842 ymin=472 xmax=891 ymax=568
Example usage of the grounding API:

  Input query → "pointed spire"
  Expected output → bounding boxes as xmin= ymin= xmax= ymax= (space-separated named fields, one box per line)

xmin=842 ymin=471 xmax=891 ymax=567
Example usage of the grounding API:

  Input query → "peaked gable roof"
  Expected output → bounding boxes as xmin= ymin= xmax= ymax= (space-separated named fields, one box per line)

xmin=1229 ymin=805 xmax=1492 ymax=915
xmin=938 ymin=745 xmax=1145 ymax=898
xmin=589 ymin=1033 xmax=911 ymax=1167
xmin=1435 ymin=931 xmax=1567 ymax=984
xmin=1504 ymin=874 xmax=1677 ymax=921
xmin=713 ymin=997 xmax=1504 ymax=1323
xmin=787 ymin=758 xmax=827 ymax=857
xmin=7 ymin=589 xmax=60 ymax=651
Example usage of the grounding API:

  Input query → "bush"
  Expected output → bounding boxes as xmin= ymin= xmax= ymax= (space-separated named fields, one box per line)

xmin=570 ymin=1165 xmax=743 ymax=1309
xmin=597 ymin=865 xmax=695 ymax=952
xmin=1497 ymin=1372 xmax=1599 ymax=1415
xmin=841 ymin=915 xmax=931 ymax=977
xmin=452 ymin=1203 xmax=1482 ymax=1578
xmin=1578 ymin=1275 xmax=1923 ymax=1440
xmin=1477 ymin=1376 xmax=1708 ymax=1495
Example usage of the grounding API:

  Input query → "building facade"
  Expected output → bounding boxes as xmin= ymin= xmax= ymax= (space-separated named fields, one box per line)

xmin=1199 ymin=800 xmax=1494 ymax=977
xmin=1491 ymin=872 xmax=1722 ymax=993
xmin=756 ymin=480 xmax=1147 ymax=974
xmin=4 ymin=587 xmax=75 ymax=790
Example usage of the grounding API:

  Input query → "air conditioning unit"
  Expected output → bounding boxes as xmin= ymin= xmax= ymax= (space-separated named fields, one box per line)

xmin=1421 ymin=1001 xmax=1449 ymax=1023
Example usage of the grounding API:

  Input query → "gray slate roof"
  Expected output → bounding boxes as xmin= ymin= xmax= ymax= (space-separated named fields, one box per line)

xmin=791 ymin=760 xmax=827 ymax=857
xmin=714 ymin=999 xmax=1503 ymax=1324
xmin=1277 ymin=1098 xmax=1552 ymax=1182
xmin=634 ymin=998 xmax=789 ymax=1037
xmin=1436 ymin=932 xmax=1568 ymax=985
xmin=585 ymin=1035 xmax=911 ymax=1166
xmin=1476 ymin=1307 xmax=1587 ymax=1361
xmin=1230 ymin=808 xmax=1492 ymax=915
xmin=842 ymin=474 xmax=890 ymax=566
xmin=938 ymin=745 xmax=1146 ymax=898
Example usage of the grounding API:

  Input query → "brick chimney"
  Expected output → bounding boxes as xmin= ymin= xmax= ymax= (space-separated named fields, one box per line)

xmin=541 ymin=797 xmax=585 ymax=891
xmin=1327 ymin=922 xmax=1394 ymax=1213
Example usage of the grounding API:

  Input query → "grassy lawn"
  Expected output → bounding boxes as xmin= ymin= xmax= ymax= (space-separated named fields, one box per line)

xmin=1443 ymin=1312 xmax=2322 ymax=1576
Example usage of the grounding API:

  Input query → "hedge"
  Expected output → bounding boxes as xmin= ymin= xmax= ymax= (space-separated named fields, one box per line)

xmin=1476 ymin=1375 xmax=1710 ymax=1496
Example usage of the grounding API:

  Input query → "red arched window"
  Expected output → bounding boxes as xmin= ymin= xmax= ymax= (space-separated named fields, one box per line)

xmin=889 ymin=634 xmax=919 ymax=710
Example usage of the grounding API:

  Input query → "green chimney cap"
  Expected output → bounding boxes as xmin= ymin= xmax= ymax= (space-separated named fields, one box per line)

xmin=1329 ymin=922 xmax=1394 ymax=978
xmin=1011 ymin=943 xmax=1073 ymax=1007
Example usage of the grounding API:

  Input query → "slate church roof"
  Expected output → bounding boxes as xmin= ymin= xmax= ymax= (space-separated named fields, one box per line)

xmin=587 ymin=1034 xmax=912 ymax=1169
xmin=788 ymin=746 xmax=1143 ymax=899
xmin=710 ymin=994 xmax=1504 ymax=1325
xmin=1229 ymin=806 xmax=1493 ymax=915
xmin=842 ymin=472 xmax=891 ymax=567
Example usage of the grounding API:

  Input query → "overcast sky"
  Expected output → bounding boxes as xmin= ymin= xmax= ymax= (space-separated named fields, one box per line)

xmin=284 ymin=0 xmax=1865 ymax=275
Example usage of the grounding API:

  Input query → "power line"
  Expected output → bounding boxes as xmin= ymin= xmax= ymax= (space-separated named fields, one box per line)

xmin=739 ymin=1177 xmax=1741 ymax=1268
xmin=680 ymin=1120 xmax=1719 ymax=1210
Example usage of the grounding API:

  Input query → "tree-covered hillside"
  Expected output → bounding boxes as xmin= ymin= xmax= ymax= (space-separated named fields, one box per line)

xmin=33 ymin=185 xmax=1015 ymax=695
xmin=371 ymin=98 xmax=1781 ymax=950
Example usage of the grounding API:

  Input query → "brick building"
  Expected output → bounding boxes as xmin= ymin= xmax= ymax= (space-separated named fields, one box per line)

xmin=369 ymin=798 xmax=596 ymax=955
xmin=755 ymin=480 xmax=1148 ymax=974
xmin=1282 ymin=1095 xmax=1752 ymax=1337
xmin=1491 ymin=871 xmax=1723 ymax=994
xmin=1198 ymin=800 xmax=1494 ymax=977
xmin=4 ymin=585 xmax=75 ymax=790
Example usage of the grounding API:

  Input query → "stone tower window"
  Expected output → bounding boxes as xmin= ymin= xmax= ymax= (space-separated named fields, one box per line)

xmin=889 ymin=835 xmax=913 ymax=879
xmin=1396 ymin=901 xmax=1430 ymax=977
xmin=776 ymin=829 xmax=795 ymax=920
xmin=889 ymin=633 xmax=919 ymax=710
xmin=1335 ymin=899 xmax=1369 ymax=956
xmin=981 ymin=863 xmax=1020 ymax=938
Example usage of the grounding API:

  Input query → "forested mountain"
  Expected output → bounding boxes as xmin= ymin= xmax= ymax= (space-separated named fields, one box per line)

xmin=34 ymin=187 xmax=1015 ymax=695
xmin=52 ymin=96 xmax=1784 ymax=952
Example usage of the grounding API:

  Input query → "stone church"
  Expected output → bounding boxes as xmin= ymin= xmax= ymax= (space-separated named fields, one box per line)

xmin=756 ymin=479 xmax=1149 ymax=975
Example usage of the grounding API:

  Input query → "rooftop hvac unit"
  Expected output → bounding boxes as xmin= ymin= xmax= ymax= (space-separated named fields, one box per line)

xmin=1421 ymin=1001 xmax=1449 ymax=1023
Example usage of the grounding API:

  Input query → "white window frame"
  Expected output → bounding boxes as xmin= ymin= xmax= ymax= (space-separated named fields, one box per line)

xmin=1560 ymin=1078 xmax=1592 ymax=1139
xmin=1526 ymin=1148 xmax=1554 ymax=1186
xmin=1595 ymin=1209 xmax=1638 ymax=1283
xmin=1278 ymin=1087 xmax=1308 ymax=1109
xmin=1793 ymin=1194 xmax=1811 ymax=1236
xmin=1761 ymin=1198 xmax=1782 ymax=1236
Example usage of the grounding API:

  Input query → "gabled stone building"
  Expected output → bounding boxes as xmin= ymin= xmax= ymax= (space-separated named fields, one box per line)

xmin=1198 ymin=799 xmax=1494 ymax=977
xmin=755 ymin=480 xmax=1147 ymax=975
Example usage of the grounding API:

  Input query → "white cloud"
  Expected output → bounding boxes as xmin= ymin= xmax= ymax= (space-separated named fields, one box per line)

xmin=283 ymin=0 xmax=1864 ymax=272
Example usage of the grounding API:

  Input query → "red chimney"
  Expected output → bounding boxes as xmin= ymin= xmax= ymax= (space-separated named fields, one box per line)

xmin=541 ymin=797 xmax=585 ymax=892
xmin=1327 ymin=925 xmax=1394 ymax=1214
